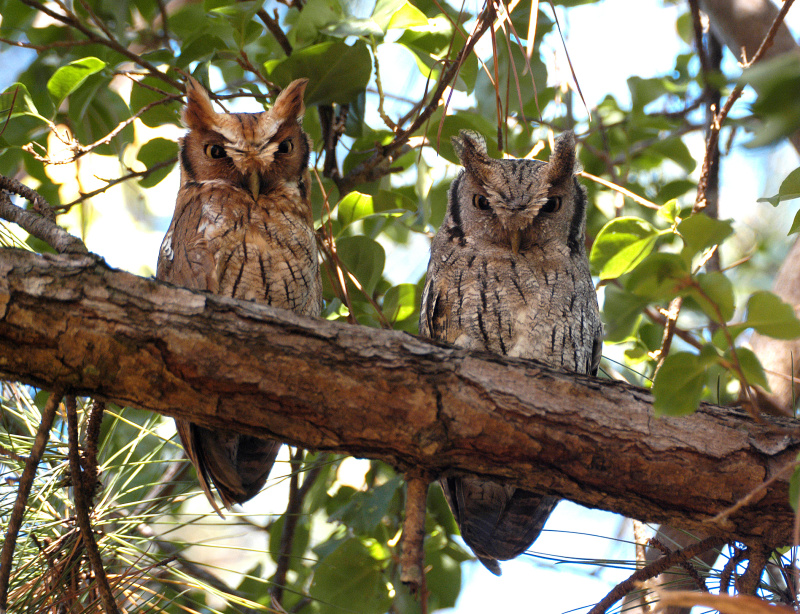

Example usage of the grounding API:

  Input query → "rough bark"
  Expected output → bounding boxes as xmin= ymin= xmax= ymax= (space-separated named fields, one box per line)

xmin=1 ymin=247 xmax=799 ymax=547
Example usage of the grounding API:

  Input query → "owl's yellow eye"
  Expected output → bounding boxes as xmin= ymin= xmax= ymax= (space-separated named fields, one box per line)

xmin=277 ymin=138 xmax=293 ymax=154
xmin=473 ymin=194 xmax=490 ymax=211
xmin=204 ymin=144 xmax=227 ymax=159
xmin=541 ymin=196 xmax=561 ymax=213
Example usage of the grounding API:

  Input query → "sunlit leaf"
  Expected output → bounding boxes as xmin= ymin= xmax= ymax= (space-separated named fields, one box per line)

xmin=744 ymin=291 xmax=800 ymax=339
xmin=47 ymin=57 xmax=106 ymax=105
xmin=590 ymin=217 xmax=659 ymax=280
xmin=136 ymin=138 xmax=178 ymax=188
xmin=266 ymin=40 xmax=371 ymax=106
xmin=310 ymin=538 xmax=392 ymax=614
xmin=653 ymin=350 xmax=715 ymax=416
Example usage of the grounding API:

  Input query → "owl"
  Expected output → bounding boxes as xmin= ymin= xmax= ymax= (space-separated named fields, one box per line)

xmin=157 ymin=77 xmax=322 ymax=514
xmin=419 ymin=130 xmax=603 ymax=575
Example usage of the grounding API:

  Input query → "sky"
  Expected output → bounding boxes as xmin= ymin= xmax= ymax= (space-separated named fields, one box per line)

xmin=3 ymin=0 xmax=800 ymax=612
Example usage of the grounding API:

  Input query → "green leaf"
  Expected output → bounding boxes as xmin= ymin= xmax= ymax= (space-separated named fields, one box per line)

xmin=789 ymin=208 xmax=800 ymax=235
xmin=758 ymin=166 xmax=800 ymax=207
xmin=657 ymin=199 xmax=680 ymax=225
xmin=327 ymin=477 xmax=402 ymax=534
xmin=625 ymin=253 xmax=689 ymax=301
xmin=47 ymin=57 xmax=106 ymax=105
xmin=601 ymin=284 xmax=646 ymax=343
xmin=677 ymin=213 xmax=733 ymax=262
xmin=382 ymin=283 xmax=419 ymax=325
xmin=744 ymin=291 xmax=800 ymax=339
xmin=386 ymin=2 xmax=428 ymax=29
xmin=0 ymin=83 xmax=46 ymax=121
xmin=137 ymin=138 xmax=178 ymax=188
xmin=337 ymin=191 xmax=374 ymax=228
xmin=726 ymin=347 xmax=769 ymax=390
xmin=652 ymin=351 xmax=710 ymax=416
xmin=336 ymin=235 xmax=386 ymax=295
xmin=266 ymin=40 xmax=371 ymax=106
xmin=310 ymin=538 xmax=392 ymax=614
xmin=590 ymin=217 xmax=659 ymax=280
xmin=683 ymin=272 xmax=735 ymax=323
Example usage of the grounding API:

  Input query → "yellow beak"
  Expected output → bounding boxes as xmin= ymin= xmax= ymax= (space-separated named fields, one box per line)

xmin=510 ymin=229 xmax=521 ymax=255
xmin=248 ymin=172 xmax=260 ymax=200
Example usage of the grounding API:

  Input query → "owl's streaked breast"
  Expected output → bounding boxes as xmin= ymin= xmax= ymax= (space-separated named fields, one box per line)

xmin=184 ymin=182 xmax=321 ymax=316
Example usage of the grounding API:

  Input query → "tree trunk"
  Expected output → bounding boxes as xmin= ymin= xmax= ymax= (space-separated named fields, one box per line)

xmin=1 ymin=247 xmax=798 ymax=547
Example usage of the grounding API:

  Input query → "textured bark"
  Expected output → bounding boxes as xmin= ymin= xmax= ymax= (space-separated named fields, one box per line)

xmin=1 ymin=248 xmax=799 ymax=547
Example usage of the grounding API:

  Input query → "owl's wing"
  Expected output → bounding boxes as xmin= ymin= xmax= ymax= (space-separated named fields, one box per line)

xmin=442 ymin=476 xmax=558 ymax=575
xmin=156 ymin=187 xmax=218 ymax=293
xmin=419 ymin=262 xmax=455 ymax=344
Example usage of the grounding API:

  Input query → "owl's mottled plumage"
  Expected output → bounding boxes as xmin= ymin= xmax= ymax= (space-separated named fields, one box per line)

xmin=420 ymin=130 xmax=602 ymax=574
xmin=157 ymin=77 xmax=321 ymax=513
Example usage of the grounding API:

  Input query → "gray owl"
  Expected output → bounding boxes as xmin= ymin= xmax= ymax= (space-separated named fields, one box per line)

xmin=419 ymin=130 xmax=602 ymax=575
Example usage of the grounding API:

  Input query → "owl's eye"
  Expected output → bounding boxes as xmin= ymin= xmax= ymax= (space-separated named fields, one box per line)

xmin=473 ymin=194 xmax=491 ymax=211
xmin=277 ymin=138 xmax=293 ymax=154
xmin=204 ymin=144 xmax=227 ymax=159
xmin=541 ymin=196 xmax=562 ymax=213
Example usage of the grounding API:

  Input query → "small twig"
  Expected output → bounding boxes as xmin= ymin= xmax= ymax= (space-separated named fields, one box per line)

xmin=256 ymin=8 xmax=292 ymax=56
xmin=719 ymin=546 xmax=746 ymax=594
xmin=695 ymin=0 xmax=796 ymax=209
xmin=654 ymin=296 xmax=683 ymax=374
xmin=18 ymin=0 xmax=181 ymax=91
xmin=0 ymin=388 xmax=63 ymax=614
xmin=587 ymin=535 xmax=724 ymax=614
xmin=55 ymin=158 xmax=177 ymax=211
xmin=0 ymin=183 xmax=88 ymax=254
xmin=65 ymin=395 xmax=120 ymax=613
xmin=735 ymin=545 xmax=769 ymax=595
xmin=336 ymin=5 xmax=495 ymax=193
xmin=399 ymin=469 xmax=430 ymax=598
xmin=271 ymin=448 xmax=303 ymax=606
xmin=707 ymin=458 xmax=799 ymax=529
xmin=648 ymin=538 xmax=708 ymax=592
xmin=23 ymin=95 xmax=180 ymax=165
xmin=82 ymin=399 xmax=105 ymax=498
xmin=0 ymin=175 xmax=55 ymax=220
xmin=578 ymin=171 xmax=661 ymax=210
xmin=272 ymin=452 xmax=329 ymax=604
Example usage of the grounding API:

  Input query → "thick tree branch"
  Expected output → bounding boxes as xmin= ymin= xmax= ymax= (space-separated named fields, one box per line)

xmin=1 ymin=248 xmax=799 ymax=547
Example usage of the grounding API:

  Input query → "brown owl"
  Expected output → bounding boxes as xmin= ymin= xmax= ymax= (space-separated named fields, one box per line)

xmin=419 ymin=130 xmax=602 ymax=574
xmin=157 ymin=77 xmax=322 ymax=513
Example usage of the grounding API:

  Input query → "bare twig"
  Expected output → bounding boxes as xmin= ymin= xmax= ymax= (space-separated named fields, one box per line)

xmin=399 ymin=469 xmax=430 ymax=599
xmin=23 ymin=95 xmax=181 ymax=165
xmin=587 ymin=535 xmax=725 ymax=614
xmin=256 ymin=8 xmax=292 ymax=56
xmin=272 ymin=451 xmax=328 ymax=605
xmin=55 ymin=158 xmax=177 ymax=211
xmin=18 ymin=0 xmax=181 ymax=91
xmin=0 ymin=388 xmax=63 ymax=614
xmin=82 ymin=399 xmax=105 ymax=498
xmin=336 ymin=6 xmax=495 ymax=193
xmin=0 ymin=180 xmax=87 ymax=254
xmin=65 ymin=395 xmax=120 ymax=613
xmin=695 ymin=0 xmax=796 ymax=209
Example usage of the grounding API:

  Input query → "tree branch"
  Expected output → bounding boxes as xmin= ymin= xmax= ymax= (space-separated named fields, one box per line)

xmin=1 ymin=248 xmax=799 ymax=547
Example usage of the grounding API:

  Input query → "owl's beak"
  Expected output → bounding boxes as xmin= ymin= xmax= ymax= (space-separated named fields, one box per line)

xmin=510 ymin=229 xmax=521 ymax=255
xmin=247 ymin=172 xmax=260 ymax=200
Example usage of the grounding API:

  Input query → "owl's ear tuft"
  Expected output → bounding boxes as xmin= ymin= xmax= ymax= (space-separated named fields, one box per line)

xmin=183 ymin=77 xmax=217 ymax=130
xmin=452 ymin=130 xmax=489 ymax=164
xmin=272 ymin=79 xmax=308 ymax=121
xmin=546 ymin=131 xmax=577 ymax=185
xmin=452 ymin=130 xmax=492 ymax=182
